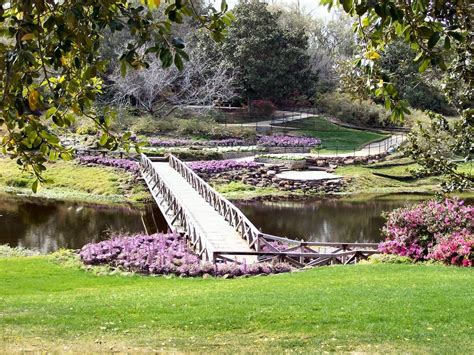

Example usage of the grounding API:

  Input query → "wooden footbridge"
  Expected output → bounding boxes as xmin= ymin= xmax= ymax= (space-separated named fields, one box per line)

xmin=140 ymin=154 xmax=379 ymax=266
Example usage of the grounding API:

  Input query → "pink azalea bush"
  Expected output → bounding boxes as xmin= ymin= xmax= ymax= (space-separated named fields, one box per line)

xmin=77 ymin=156 xmax=140 ymax=175
xmin=188 ymin=159 xmax=260 ymax=174
xmin=379 ymin=198 xmax=473 ymax=267
xmin=80 ymin=233 xmax=292 ymax=277
xmin=257 ymin=135 xmax=321 ymax=147
xmin=428 ymin=230 xmax=473 ymax=267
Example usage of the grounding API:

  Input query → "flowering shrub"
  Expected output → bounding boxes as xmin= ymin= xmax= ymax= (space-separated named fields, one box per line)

xmin=251 ymin=99 xmax=277 ymax=117
xmin=77 ymin=156 xmax=140 ymax=175
xmin=379 ymin=198 xmax=473 ymax=266
xmin=149 ymin=138 xmax=245 ymax=147
xmin=256 ymin=154 xmax=305 ymax=161
xmin=257 ymin=135 xmax=321 ymax=147
xmin=428 ymin=230 xmax=473 ymax=267
xmin=188 ymin=159 xmax=260 ymax=174
xmin=80 ymin=233 xmax=292 ymax=277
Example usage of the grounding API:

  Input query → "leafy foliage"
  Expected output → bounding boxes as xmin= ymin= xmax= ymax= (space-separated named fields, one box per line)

xmin=0 ymin=244 xmax=40 ymax=257
xmin=250 ymin=100 xmax=277 ymax=117
xmin=379 ymin=198 xmax=473 ymax=266
xmin=222 ymin=1 xmax=314 ymax=102
xmin=314 ymin=92 xmax=392 ymax=127
xmin=405 ymin=112 xmax=473 ymax=191
xmin=379 ymin=41 xmax=455 ymax=115
xmin=0 ymin=0 xmax=230 ymax=188
xmin=320 ymin=0 xmax=473 ymax=190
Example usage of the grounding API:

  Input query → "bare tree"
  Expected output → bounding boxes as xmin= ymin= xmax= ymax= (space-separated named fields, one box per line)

xmin=110 ymin=49 xmax=235 ymax=117
xmin=308 ymin=11 xmax=356 ymax=92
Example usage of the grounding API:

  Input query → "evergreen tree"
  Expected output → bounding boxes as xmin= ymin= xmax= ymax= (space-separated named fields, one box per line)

xmin=222 ymin=1 xmax=314 ymax=103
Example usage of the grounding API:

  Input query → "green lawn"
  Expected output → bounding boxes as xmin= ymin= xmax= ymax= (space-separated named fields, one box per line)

xmin=275 ymin=116 xmax=388 ymax=152
xmin=0 ymin=159 xmax=149 ymax=204
xmin=1 ymin=257 xmax=473 ymax=353
xmin=336 ymin=156 xmax=474 ymax=195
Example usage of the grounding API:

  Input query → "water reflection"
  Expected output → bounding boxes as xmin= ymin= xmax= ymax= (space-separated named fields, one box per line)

xmin=235 ymin=197 xmax=432 ymax=243
xmin=2 ymin=194 xmax=470 ymax=252
xmin=0 ymin=195 xmax=167 ymax=253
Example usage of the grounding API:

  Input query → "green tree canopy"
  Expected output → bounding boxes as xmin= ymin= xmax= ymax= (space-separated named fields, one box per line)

xmin=321 ymin=0 xmax=473 ymax=190
xmin=222 ymin=0 xmax=314 ymax=103
xmin=0 ymin=0 xmax=231 ymax=190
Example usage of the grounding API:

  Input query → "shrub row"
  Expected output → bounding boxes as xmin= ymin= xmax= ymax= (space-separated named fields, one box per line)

xmin=257 ymin=135 xmax=321 ymax=147
xmin=76 ymin=156 xmax=139 ymax=175
xmin=187 ymin=159 xmax=260 ymax=174
xmin=149 ymin=138 xmax=245 ymax=147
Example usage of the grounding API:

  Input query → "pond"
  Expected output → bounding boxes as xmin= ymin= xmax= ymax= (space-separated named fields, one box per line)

xmin=1 ymin=193 xmax=469 ymax=253
xmin=0 ymin=195 xmax=167 ymax=253
xmin=234 ymin=195 xmax=438 ymax=243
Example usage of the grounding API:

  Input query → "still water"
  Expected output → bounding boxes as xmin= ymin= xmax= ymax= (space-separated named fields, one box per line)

xmin=1 ymin=194 xmax=461 ymax=253
xmin=0 ymin=195 xmax=167 ymax=253
xmin=235 ymin=196 xmax=433 ymax=243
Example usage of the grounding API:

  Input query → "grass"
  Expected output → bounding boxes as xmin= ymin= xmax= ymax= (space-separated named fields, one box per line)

xmin=0 ymin=159 xmax=149 ymax=204
xmin=336 ymin=156 xmax=474 ymax=195
xmin=274 ymin=116 xmax=388 ymax=152
xmin=213 ymin=181 xmax=292 ymax=200
xmin=0 ymin=257 xmax=472 ymax=352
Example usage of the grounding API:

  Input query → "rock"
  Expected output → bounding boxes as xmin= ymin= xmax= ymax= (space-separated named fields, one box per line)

xmin=344 ymin=159 xmax=355 ymax=165
xmin=329 ymin=164 xmax=338 ymax=170
xmin=278 ymin=180 xmax=288 ymax=187
xmin=266 ymin=170 xmax=277 ymax=177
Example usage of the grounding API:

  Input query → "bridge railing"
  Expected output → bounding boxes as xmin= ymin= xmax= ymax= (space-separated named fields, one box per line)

xmin=214 ymin=233 xmax=379 ymax=267
xmin=143 ymin=153 xmax=380 ymax=265
xmin=140 ymin=154 xmax=216 ymax=261
xmin=168 ymin=154 xmax=262 ymax=250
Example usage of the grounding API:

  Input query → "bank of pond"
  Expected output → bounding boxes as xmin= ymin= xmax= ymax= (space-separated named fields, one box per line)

xmin=2 ymin=193 xmax=467 ymax=254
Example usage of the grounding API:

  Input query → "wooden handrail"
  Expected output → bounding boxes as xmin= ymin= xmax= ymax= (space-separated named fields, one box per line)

xmin=140 ymin=154 xmax=215 ymax=260
xmin=260 ymin=233 xmax=379 ymax=248
xmin=141 ymin=153 xmax=381 ymax=265
xmin=168 ymin=154 xmax=263 ymax=250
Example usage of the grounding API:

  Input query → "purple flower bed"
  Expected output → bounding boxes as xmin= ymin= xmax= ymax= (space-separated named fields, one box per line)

xmin=79 ymin=233 xmax=292 ymax=277
xmin=149 ymin=138 xmax=245 ymax=147
xmin=257 ymin=135 xmax=321 ymax=147
xmin=379 ymin=198 xmax=473 ymax=267
xmin=188 ymin=159 xmax=260 ymax=174
xmin=77 ymin=156 xmax=140 ymax=175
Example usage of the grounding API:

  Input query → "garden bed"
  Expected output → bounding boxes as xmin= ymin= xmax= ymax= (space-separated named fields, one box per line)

xmin=80 ymin=233 xmax=292 ymax=277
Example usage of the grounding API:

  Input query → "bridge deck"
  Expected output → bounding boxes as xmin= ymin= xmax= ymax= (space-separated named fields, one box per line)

xmin=151 ymin=162 xmax=254 ymax=259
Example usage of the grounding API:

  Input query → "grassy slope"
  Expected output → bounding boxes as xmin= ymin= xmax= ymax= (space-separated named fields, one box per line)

xmin=336 ymin=157 xmax=474 ymax=195
xmin=0 ymin=159 xmax=149 ymax=204
xmin=214 ymin=158 xmax=473 ymax=200
xmin=0 ymin=258 xmax=473 ymax=353
xmin=275 ymin=117 xmax=388 ymax=152
xmin=213 ymin=181 xmax=294 ymax=200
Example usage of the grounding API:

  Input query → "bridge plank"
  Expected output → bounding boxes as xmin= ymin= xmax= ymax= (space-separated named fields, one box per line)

xmin=151 ymin=162 xmax=255 ymax=261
